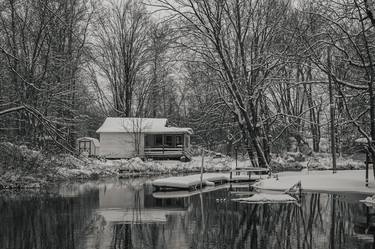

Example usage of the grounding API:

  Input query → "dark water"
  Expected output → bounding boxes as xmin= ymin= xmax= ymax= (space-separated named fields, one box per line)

xmin=0 ymin=177 xmax=373 ymax=249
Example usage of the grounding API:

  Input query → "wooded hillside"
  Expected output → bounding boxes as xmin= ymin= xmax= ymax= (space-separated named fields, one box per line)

xmin=1 ymin=0 xmax=375 ymax=167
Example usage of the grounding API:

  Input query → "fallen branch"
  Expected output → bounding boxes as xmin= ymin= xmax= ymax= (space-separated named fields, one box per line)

xmin=0 ymin=106 xmax=25 ymax=116
xmin=0 ymin=104 xmax=75 ymax=154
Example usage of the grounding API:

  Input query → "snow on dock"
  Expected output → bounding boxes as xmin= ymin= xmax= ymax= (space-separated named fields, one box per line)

xmin=152 ymin=173 xmax=230 ymax=190
xmin=152 ymin=171 xmax=268 ymax=190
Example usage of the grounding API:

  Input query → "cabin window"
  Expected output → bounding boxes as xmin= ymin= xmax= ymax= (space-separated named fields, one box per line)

xmin=165 ymin=135 xmax=173 ymax=147
xmin=145 ymin=135 xmax=152 ymax=147
xmin=176 ymin=135 xmax=183 ymax=147
xmin=155 ymin=135 xmax=163 ymax=146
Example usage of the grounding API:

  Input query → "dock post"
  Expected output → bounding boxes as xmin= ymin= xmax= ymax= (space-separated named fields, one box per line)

xmin=235 ymin=146 xmax=240 ymax=176
xmin=366 ymin=150 xmax=369 ymax=187
xmin=200 ymin=147 xmax=204 ymax=190
xmin=235 ymin=147 xmax=238 ymax=169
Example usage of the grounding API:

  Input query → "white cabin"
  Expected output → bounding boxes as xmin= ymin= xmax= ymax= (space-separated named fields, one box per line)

xmin=96 ymin=117 xmax=193 ymax=160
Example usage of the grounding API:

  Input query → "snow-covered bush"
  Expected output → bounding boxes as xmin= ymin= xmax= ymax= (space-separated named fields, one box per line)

xmin=50 ymin=154 xmax=89 ymax=169
xmin=307 ymin=154 xmax=365 ymax=170
xmin=0 ymin=142 xmax=45 ymax=171
xmin=269 ymin=156 xmax=303 ymax=172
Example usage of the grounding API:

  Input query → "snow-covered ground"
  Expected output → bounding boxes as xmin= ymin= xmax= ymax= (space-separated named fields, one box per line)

xmin=0 ymin=152 xmax=236 ymax=189
xmin=255 ymin=170 xmax=375 ymax=194
xmin=0 ymin=142 xmax=369 ymax=190
xmin=113 ymin=155 xmax=234 ymax=174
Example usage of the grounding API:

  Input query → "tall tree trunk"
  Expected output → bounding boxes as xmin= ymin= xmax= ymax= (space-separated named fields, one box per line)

xmin=327 ymin=46 xmax=337 ymax=173
xmin=305 ymin=65 xmax=320 ymax=152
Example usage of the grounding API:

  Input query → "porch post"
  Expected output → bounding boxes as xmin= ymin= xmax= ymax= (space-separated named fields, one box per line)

xmin=182 ymin=134 xmax=185 ymax=152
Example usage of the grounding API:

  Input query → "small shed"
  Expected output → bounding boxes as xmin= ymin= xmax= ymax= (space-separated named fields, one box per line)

xmin=77 ymin=137 xmax=100 ymax=156
xmin=96 ymin=117 xmax=193 ymax=160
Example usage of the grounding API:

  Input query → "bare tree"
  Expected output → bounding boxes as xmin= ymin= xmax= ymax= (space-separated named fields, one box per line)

xmin=125 ymin=118 xmax=148 ymax=156
xmin=0 ymin=0 xmax=95 ymax=151
xmin=299 ymin=0 xmax=375 ymax=169
xmin=153 ymin=0 xmax=296 ymax=167
xmin=93 ymin=0 xmax=150 ymax=117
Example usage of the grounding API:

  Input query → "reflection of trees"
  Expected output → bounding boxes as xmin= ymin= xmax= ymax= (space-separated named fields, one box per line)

xmin=181 ymin=191 xmax=366 ymax=249
xmin=109 ymin=188 xmax=171 ymax=249
xmin=109 ymin=188 xmax=142 ymax=249
xmin=0 ymin=189 xmax=99 ymax=249
xmin=111 ymin=224 xmax=132 ymax=249
xmin=94 ymin=187 xmax=369 ymax=249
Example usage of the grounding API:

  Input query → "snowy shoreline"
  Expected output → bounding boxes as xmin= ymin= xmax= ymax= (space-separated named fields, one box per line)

xmin=0 ymin=142 xmax=369 ymax=191
xmin=0 ymin=148 xmax=234 ymax=189
xmin=255 ymin=170 xmax=375 ymax=194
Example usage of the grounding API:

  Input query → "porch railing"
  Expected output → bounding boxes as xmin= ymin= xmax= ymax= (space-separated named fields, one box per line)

xmin=144 ymin=147 xmax=192 ymax=160
xmin=144 ymin=147 xmax=183 ymax=155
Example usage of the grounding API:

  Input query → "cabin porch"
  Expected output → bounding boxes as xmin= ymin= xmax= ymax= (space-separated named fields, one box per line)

xmin=144 ymin=133 xmax=191 ymax=160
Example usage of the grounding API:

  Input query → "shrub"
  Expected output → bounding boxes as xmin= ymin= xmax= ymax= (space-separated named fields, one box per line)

xmin=0 ymin=142 xmax=45 ymax=171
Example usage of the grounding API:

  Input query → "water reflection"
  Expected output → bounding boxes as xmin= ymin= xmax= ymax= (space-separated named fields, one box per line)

xmin=0 ymin=188 xmax=99 ymax=249
xmin=0 ymin=178 xmax=373 ymax=249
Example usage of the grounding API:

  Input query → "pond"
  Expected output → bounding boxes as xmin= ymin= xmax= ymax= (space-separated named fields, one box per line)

xmin=0 ymin=177 xmax=373 ymax=249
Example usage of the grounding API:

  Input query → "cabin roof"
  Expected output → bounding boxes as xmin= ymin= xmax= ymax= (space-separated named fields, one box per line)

xmin=96 ymin=117 xmax=192 ymax=134
xmin=77 ymin=137 xmax=100 ymax=147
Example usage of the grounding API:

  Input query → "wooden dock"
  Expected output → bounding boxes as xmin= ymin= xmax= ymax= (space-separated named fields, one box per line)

xmin=229 ymin=167 xmax=269 ymax=182
xmin=152 ymin=173 xmax=229 ymax=191
xmin=152 ymin=170 xmax=269 ymax=191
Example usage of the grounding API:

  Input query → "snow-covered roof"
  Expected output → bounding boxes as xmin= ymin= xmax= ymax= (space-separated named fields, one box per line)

xmin=96 ymin=117 xmax=193 ymax=134
xmin=147 ymin=126 xmax=193 ymax=134
xmin=77 ymin=137 xmax=100 ymax=147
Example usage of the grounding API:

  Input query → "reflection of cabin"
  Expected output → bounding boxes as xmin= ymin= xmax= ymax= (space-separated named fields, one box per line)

xmin=97 ymin=183 xmax=188 ymax=225
xmin=77 ymin=137 xmax=100 ymax=156
xmin=96 ymin=117 xmax=193 ymax=160
xmin=78 ymin=182 xmax=190 ymax=249
xmin=98 ymin=183 xmax=189 ymax=210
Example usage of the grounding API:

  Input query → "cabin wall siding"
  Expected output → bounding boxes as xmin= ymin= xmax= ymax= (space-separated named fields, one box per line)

xmin=99 ymin=132 xmax=144 ymax=158
xmin=93 ymin=145 xmax=100 ymax=156
xmin=184 ymin=134 xmax=191 ymax=149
